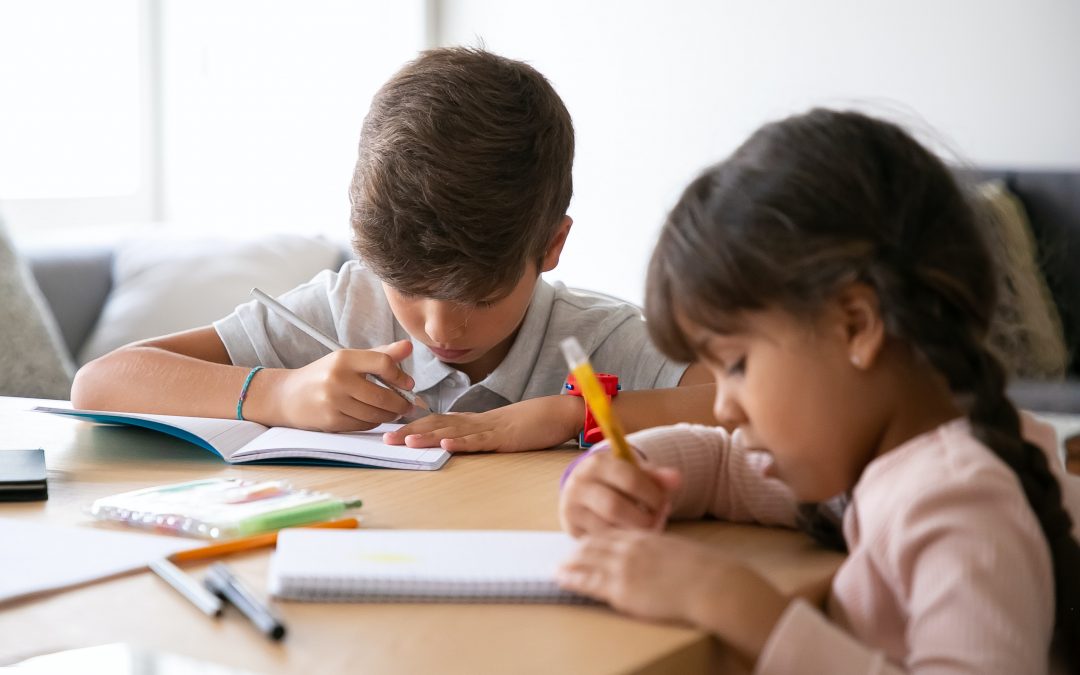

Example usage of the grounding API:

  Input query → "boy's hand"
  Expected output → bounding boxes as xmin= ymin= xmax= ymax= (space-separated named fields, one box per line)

xmin=381 ymin=394 xmax=582 ymax=453
xmin=556 ymin=530 xmax=787 ymax=662
xmin=559 ymin=451 xmax=681 ymax=537
xmin=272 ymin=340 xmax=417 ymax=432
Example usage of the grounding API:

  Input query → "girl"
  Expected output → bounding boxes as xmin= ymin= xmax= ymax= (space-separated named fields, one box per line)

xmin=556 ymin=109 xmax=1080 ymax=673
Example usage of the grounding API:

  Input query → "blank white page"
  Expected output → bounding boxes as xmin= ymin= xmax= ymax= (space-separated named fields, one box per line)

xmin=235 ymin=424 xmax=446 ymax=465
xmin=0 ymin=517 xmax=200 ymax=604
xmin=270 ymin=529 xmax=584 ymax=602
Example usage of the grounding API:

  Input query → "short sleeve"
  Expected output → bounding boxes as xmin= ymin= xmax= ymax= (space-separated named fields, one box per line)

xmin=589 ymin=313 xmax=687 ymax=390
xmin=213 ymin=261 xmax=395 ymax=369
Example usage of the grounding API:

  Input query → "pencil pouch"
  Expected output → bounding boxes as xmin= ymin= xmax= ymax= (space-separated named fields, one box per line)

xmin=87 ymin=478 xmax=360 ymax=539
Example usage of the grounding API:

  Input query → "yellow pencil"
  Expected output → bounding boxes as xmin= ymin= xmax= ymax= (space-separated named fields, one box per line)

xmin=168 ymin=517 xmax=360 ymax=564
xmin=560 ymin=337 xmax=637 ymax=465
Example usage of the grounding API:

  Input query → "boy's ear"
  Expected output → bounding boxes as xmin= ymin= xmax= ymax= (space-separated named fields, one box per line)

xmin=540 ymin=216 xmax=573 ymax=273
xmin=834 ymin=282 xmax=885 ymax=370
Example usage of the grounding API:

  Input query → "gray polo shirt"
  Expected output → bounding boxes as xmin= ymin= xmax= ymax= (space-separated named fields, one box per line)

xmin=214 ymin=262 xmax=687 ymax=418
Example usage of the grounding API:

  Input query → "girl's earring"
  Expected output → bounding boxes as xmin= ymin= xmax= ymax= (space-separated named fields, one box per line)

xmin=850 ymin=354 xmax=863 ymax=368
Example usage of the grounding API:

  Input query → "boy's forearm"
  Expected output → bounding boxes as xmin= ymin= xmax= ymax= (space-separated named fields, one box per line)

xmin=71 ymin=346 xmax=260 ymax=420
xmin=614 ymin=384 xmax=717 ymax=433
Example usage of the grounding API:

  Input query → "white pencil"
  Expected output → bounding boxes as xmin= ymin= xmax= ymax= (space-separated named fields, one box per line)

xmin=149 ymin=558 xmax=223 ymax=618
xmin=250 ymin=287 xmax=428 ymax=410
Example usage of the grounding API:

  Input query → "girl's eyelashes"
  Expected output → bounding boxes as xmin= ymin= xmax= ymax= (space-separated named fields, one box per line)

xmin=726 ymin=356 xmax=746 ymax=376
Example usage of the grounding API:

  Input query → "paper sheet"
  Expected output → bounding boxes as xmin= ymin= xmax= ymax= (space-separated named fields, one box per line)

xmin=0 ymin=517 xmax=200 ymax=604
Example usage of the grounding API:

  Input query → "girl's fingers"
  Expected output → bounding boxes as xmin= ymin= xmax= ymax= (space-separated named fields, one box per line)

xmin=583 ymin=456 xmax=670 ymax=517
xmin=562 ymin=504 xmax=618 ymax=538
xmin=577 ymin=480 xmax=661 ymax=530
xmin=556 ymin=563 xmax=608 ymax=598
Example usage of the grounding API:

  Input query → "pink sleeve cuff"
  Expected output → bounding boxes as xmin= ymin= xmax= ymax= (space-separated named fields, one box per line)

xmin=756 ymin=599 xmax=901 ymax=675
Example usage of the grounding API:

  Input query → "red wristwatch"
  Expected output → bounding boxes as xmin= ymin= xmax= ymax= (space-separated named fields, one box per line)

xmin=564 ymin=372 xmax=620 ymax=448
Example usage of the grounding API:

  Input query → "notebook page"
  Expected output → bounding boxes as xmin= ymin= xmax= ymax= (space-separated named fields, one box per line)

xmin=33 ymin=407 xmax=267 ymax=460
xmin=233 ymin=425 xmax=448 ymax=469
xmin=0 ymin=517 xmax=200 ymax=604
xmin=270 ymin=529 xmax=585 ymax=602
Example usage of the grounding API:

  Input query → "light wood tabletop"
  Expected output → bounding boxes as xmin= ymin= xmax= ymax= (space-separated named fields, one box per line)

xmin=0 ymin=397 xmax=843 ymax=674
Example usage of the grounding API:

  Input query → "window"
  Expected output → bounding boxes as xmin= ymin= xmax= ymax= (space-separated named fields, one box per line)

xmin=0 ymin=0 xmax=154 ymax=229
xmin=0 ymin=0 xmax=428 ymax=235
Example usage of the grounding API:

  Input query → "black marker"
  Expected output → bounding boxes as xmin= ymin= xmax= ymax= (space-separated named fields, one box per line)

xmin=205 ymin=562 xmax=286 ymax=641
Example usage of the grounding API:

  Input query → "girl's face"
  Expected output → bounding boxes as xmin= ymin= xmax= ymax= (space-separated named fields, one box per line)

xmin=683 ymin=304 xmax=886 ymax=502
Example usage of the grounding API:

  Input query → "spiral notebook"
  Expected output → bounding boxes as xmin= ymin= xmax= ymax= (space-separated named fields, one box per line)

xmin=269 ymin=529 xmax=589 ymax=603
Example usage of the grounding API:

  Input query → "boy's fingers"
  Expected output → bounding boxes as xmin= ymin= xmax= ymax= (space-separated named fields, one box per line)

xmin=370 ymin=339 xmax=414 ymax=362
xmin=349 ymin=350 xmax=415 ymax=391
xmin=384 ymin=414 xmax=454 ymax=442
xmin=440 ymin=430 xmax=498 ymax=453
xmin=403 ymin=432 xmax=446 ymax=448
xmin=350 ymin=379 xmax=412 ymax=417
xmin=338 ymin=397 xmax=405 ymax=426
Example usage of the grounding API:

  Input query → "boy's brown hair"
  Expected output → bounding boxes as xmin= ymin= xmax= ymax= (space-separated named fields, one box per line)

xmin=350 ymin=47 xmax=575 ymax=303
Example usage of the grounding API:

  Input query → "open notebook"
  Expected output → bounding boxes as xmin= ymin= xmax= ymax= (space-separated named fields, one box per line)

xmin=34 ymin=406 xmax=449 ymax=471
xmin=269 ymin=529 xmax=589 ymax=603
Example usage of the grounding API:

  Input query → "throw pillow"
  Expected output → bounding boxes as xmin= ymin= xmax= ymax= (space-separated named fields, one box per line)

xmin=0 ymin=217 xmax=75 ymax=398
xmin=975 ymin=180 xmax=1069 ymax=379
xmin=77 ymin=233 xmax=345 ymax=364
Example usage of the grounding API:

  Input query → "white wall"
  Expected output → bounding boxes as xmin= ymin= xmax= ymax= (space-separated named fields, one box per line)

xmin=160 ymin=1 xmax=427 ymax=236
xmin=439 ymin=0 xmax=1080 ymax=304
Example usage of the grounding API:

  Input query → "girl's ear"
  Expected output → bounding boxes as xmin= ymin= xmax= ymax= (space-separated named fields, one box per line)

xmin=540 ymin=216 xmax=573 ymax=273
xmin=834 ymin=282 xmax=885 ymax=370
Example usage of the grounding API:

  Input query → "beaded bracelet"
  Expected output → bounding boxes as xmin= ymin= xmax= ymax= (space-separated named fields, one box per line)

xmin=236 ymin=366 xmax=265 ymax=421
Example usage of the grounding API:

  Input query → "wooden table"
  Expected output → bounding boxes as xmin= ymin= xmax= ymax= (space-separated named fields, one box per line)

xmin=0 ymin=398 xmax=843 ymax=674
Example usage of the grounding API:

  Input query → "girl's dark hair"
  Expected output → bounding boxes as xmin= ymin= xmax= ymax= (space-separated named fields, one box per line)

xmin=645 ymin=108 xmax=1080 ymax=664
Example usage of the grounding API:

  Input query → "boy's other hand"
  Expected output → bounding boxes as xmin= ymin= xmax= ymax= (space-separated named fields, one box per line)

xmin=381 ymin=394 xmax=582 ymax=453
xmin=275 ymin=339 xmax=416 ymax=432
xmin=559 ymin=451 xmax=681 ymax=537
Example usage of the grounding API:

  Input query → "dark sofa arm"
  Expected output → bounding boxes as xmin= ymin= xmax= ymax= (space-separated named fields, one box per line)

xmin=27 ymin=246 xmax=113 ymax=360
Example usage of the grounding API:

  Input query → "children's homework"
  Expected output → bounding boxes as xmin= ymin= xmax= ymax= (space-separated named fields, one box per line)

xmin=0 ymin=517 xmax=199 ymax=604
xmin=33 ymin=406 xmax=449 ymax=471
xmin=269 ymin=529 xmax=588 ymax=603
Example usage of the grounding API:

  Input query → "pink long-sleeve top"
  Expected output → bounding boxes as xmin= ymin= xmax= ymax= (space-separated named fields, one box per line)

xmin=623 ymin=416 xmax=1080 ymax=674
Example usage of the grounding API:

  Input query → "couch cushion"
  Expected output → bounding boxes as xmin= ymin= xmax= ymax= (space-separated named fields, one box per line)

xmin=28 ymin=246 xmax=113 ymax=360
xmin=976 ymin=180 xmax=1069 ymax=379
xmin=1006 ymin=171 xmax=1080 ymax=375
xmin=77 ymin=233 xmax=346 ymax=364
xmin=0 ymin=217 xmax=75 ymax=398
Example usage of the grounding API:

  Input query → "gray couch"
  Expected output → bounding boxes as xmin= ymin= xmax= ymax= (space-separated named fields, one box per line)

xmin=24 ymin=169 xmax=1080 ymax=396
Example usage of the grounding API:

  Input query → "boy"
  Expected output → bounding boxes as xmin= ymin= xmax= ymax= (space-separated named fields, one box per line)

xmin=72 ymin=47 xmax=712 ymax=451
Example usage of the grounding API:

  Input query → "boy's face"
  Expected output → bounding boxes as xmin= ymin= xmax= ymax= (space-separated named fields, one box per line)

xmin=382 ymin=216 xmax=571 ymax=383
xmin=382 ymin=263 xmax=541 ymax=382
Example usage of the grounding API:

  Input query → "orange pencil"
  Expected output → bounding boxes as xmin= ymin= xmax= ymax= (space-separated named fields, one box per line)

xmin=169 ymin=517 xmax=360 ymax=564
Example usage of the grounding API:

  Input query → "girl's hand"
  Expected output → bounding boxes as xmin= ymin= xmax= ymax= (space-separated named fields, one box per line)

xmin=381 ymin=394 xmax=583 ymax=453
xmin=268 ymin=340 xmax=417 ymax=432
xmin=559 ymin=451 xmax=681 ymax=536
xmin=557 ymin=530 xmax=788 ymax=665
